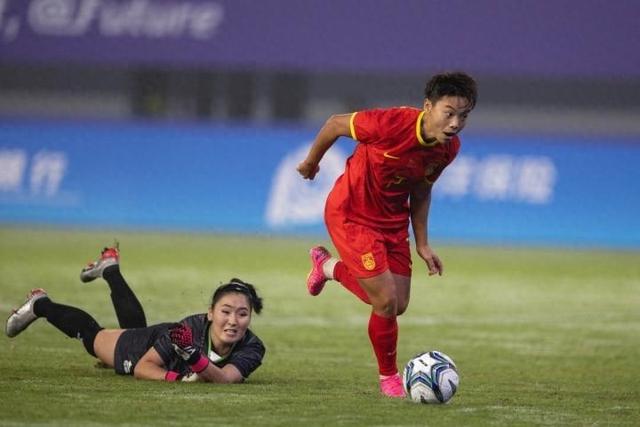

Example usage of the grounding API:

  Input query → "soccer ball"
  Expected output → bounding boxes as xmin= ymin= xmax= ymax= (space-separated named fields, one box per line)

xmin=402 ymin=350 xmax=459 ymax=404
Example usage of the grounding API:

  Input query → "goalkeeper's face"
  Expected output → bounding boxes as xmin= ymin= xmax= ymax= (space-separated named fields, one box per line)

xmin=207 ymin=292 xmax=252 ymax=346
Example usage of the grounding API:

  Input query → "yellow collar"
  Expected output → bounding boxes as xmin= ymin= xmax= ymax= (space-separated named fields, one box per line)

xmin=416 ymin=111 xmax=440 ymax=147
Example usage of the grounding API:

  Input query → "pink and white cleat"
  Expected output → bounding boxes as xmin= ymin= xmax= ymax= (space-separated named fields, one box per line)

xmin=379 ymin=373 xmax=405 ymax=398
xmin=306 ymin=246 xmax=331 ymax=296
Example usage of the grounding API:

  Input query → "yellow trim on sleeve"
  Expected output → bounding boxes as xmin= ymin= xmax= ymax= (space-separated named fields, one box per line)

xmin=350 ymin=112 xmax=358 ymax=141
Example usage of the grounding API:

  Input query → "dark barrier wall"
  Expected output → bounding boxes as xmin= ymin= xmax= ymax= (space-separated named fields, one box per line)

xmin=1 ymin=119 xmax=639 ymax=248
xmin=1 ymin=0 xmax=638 ymax=77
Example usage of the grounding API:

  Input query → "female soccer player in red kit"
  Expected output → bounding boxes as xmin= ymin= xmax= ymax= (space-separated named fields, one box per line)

xmin=297 ymin=72 xmax=477 ymax=397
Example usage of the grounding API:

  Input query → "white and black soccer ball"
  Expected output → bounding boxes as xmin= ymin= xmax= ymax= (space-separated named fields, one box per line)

xmin=402 ymin=350 xmax=459 ymax=404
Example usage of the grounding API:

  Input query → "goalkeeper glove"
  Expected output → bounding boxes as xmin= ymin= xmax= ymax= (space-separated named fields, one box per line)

xmin=168 ymin=323 xmax=209 ymax=373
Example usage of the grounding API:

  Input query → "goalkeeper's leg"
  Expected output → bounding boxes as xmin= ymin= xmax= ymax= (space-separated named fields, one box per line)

xmin=80 ymin=244 xmax=147 ymax=328
xmin=103 ymin=265 xmax=147 ymax=329
xmin=33 ymin=296 xmax=104 ymax=357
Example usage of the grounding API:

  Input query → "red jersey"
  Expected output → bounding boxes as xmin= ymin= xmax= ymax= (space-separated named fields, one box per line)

xmin=326 ymin=107 xmax=460 ymax=231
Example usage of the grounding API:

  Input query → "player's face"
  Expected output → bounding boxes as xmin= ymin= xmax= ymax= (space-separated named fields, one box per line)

xmin=423 ymin=96 xmax=472 ymax=143
xmin=207 ymin=293 xmax=252 ymax=348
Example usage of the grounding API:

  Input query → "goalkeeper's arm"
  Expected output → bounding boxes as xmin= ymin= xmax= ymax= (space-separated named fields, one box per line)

xmin=133 ymin=347 xmax=176 ymax=381
xmin=169 ymin=323 xmax=244 ymax=384
xmin=193 ymin=361 xmax=244 ymax=384
xmin=131 ymin=340 xmax=243 ymax=383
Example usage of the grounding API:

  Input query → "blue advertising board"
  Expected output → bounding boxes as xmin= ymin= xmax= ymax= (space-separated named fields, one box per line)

xmin=1 ymin=119 xmax=639 ymax=248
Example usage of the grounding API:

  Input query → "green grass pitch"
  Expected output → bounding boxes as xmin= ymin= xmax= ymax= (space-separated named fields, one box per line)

xmin=1 ymin=227 xmax=639 ymax=426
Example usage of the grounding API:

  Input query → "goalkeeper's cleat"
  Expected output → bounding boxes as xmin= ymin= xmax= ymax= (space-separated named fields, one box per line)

xmin=80 ymin=242 xmax=120 ymax=283
xmin=6 ymin=288 xmax=48 ymax=338
xmin=379 ymin=373 xmax=405 ymax=398
xmin=306 ymin=246 xmax=331 ymax=296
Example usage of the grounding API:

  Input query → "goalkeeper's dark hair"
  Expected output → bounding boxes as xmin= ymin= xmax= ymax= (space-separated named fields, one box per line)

xmin=212 ymin=278 xmax=263 ymax=314
xmin=424 ymin=71 xmax=478 ymax=110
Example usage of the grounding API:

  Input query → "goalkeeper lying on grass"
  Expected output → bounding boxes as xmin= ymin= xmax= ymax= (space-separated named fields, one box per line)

xmin=6 ymin=243 xmax=265 ymax=383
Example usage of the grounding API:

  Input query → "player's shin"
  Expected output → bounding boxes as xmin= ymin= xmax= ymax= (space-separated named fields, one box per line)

xmin=367 ymin=312 xmax=399 ymax=376
xmin=34 ymin=298 xmax=103 ymax=357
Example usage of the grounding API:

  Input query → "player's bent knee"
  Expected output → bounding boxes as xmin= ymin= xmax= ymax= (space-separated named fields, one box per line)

xmin=396 ymin=303 xmax=408 ymax=316
xmin=396 ymin=296 xmax=410 ymax=316
xmin=372 ymin=295 xmax=398 ymax=317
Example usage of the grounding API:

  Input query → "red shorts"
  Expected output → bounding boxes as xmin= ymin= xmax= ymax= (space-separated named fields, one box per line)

xmin=325 ymin=206 xmax=412 ymax=279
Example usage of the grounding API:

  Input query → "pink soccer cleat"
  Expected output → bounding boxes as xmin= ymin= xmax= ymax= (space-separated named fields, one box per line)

xmin=379 ymin=373 xmax=405 ymax=398
xmin=306 ymin=246 xmax=331 ymax=296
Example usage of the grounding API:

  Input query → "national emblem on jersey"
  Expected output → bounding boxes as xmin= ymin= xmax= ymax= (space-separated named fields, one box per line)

xmin=361 ymin=252 xmax=376 ymax=271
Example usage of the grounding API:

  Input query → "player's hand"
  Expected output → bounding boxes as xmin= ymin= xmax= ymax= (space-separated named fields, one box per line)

xmin=168 ymin=323 xmax=199 ymax=363
xmin=169 ymin=323 xmax=209 ymax=374
xmin=168 ymin=323 xmax=209 ymax=373
xmin=296 ymin=160 xmax=320 ymax=180
xmin=417 ymin=245 xmax=443 ymax=276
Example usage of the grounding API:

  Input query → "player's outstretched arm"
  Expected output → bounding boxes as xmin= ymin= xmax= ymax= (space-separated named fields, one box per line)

xmin=297 ymin=113 xmax=353 ymax=180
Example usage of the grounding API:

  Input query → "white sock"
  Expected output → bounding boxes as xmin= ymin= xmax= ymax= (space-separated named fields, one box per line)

xmin=322 ymin=258 xmax=338 ymax=279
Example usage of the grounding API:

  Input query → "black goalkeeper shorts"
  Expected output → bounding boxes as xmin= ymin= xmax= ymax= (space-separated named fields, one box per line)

xmin=113 ymin=323 xmax=172 ymax=375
